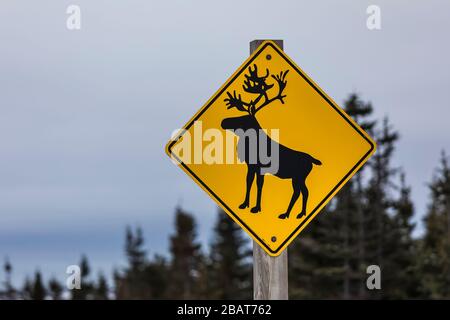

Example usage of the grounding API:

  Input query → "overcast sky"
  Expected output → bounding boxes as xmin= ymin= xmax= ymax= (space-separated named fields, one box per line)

xmin=1 ymin=0 xmax=449 ymax=285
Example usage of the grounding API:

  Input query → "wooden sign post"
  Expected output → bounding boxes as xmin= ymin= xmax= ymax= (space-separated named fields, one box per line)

xmin=250 ymin=39 xmax=288 ymax=300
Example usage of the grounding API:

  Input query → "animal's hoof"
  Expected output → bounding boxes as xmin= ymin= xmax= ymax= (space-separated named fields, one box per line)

xmin=296 ymin=212 xmax=306 ymax=219
xmin=239 ymin=202 xmax=249 ymax=209
xmin=250 ymin=206 xmax=260 ymax=213
xmin=278 ymin=213 xmax=289 ymax=219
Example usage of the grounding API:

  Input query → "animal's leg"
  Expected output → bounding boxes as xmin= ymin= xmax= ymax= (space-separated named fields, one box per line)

xmin=239 ymin=166 xmax=256 ymax=209
xmin=279 ymin=178 xmax=301 ymax=219
xmin=296 ymin=182 xmax=309 ymax=219
xmin=251 ymin=173 xmax=264 ymax=213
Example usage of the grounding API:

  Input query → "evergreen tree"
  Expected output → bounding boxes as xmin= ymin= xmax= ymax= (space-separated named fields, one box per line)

xmin=363 ymin=117 xmax=399 ymax=299
xmin=167 ymin=207 xmax=202 ymax=299
xmin=48 ymin=277 xmax=63 ymax=300
xmin=112 ymin=269 xmax=122 ymax=298
xmin=2 ymin=258 xmax=16 ymax=299
xmin=30 ymin=271 xmax=46 ymax=300
xmin=115 ymin=226 xmax=151 ymax=299
xmin=209 ymin=209 xmax=251 ymax=299
xmin=344 ymin=93 xmax=376 ymax=132
xmin=123 ymin=225 xmax=148 ymax=298
xmin=115 ymin=226 xmax=171 ymax=299
xmin=289 ymin=96 xmax=418 ymax=300
xmin=289 ymin=204 xmax=347 ymax=299
xmin=125 ymin=226 xmax=146 ymax=273
xmin=94 ymin=273 xmax=109 ymax=299
xmin=22 ymin=277 xmax=33 ymax=300
xmin=333 ymin=182 xmax=361 ymax=299
xmin=382 ymin=172 xmax=421 ymax=299
xmin=72 ymin=255 xmax=93 ymax=300
xmin=342 ymin=93 xmax=375 ymax=299
xmin=289 ymin=93 xmax=375 ymax=299
xmin=420 ymin=151 xmax=450 ymax=298
xmin=143 ymin=254 xmax=169 ymax=299
xmin=195 ymin=254 xmax=215 ymax=299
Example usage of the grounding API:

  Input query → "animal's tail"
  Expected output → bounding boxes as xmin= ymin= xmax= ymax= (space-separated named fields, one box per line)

xmin=311 ymin=156 xmax=322 ymax=166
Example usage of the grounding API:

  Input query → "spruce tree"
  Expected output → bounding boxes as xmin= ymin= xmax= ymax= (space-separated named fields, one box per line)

xmin=48 ymin=277 xmax=63 ymax=300
xmin=344 ymin=93 xmax=376 ymax=132
xmin=143 ymin=254 xmax=169 ymax=299
xmin=364 ymin=117 xmax=399 ymax=299
xmin=291 ymin=111 xmax=419 ymax=299
xmin=420 ymin=151 xmax=450 ymax=298
xmin=289 ymin=93 xmax=375 ymax=299
xmin=2 ymin=258 xmax=16 ymax=299
xmin=289 ymin=204 xmax=347 ymax=299
xmin=209 ymin=209 xmax=251 ymax=299
xmin=94 ymin=273 xmax=109 ymax=299
xmin=72 ymin=255 xmax=93 ymax=300
xmin=342 ymin=93 xmax=375 ymax=299
xmin=21 ymin=277 xmax=33 ymax=300
xmin=195 ymin=254 xmax=214 ymax=299
xmin=125 ymin=226 xmax=146 ymax=273
xmin=382 ymin=172 xmax=421 ymax=298
xmin=31 ymin=271 xmax=46 ymax=300
xmin=115 ymin=226 xmax=151 ymax=299
xmin=168 ymin=207 xmax=202 ymax=299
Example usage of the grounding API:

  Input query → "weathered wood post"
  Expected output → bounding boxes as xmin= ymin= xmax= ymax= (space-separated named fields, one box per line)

xmin=250 ymin=39 xmax=289 ymax=300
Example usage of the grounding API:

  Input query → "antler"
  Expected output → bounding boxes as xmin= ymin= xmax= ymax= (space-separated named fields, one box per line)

xmin=224 ymin=91 xmax=253 ymax=113
xmin=242 ymin=64 xmax=273 ymax=95
xmin=247 ymin=64 xmax=269 ymax=81
xmin=253 ymin=69 xmax=289 ymax=114
xmin=224 ymin=65 xmax=289 ymax=116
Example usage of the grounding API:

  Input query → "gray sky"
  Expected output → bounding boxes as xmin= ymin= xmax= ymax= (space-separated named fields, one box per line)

xmin=1 ymin=0 xmax=449 ymax=285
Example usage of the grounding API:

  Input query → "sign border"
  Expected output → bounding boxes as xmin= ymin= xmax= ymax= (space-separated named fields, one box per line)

xmin=166 ymin=41 xmax=376 ymax=256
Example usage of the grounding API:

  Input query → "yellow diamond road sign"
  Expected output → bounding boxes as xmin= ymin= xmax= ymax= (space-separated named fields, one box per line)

xmin=166 ymin=41 xmax=376 ymax=256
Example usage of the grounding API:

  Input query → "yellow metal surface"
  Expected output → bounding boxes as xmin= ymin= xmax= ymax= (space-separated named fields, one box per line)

xmin=166 ymin=41 xmax=376 ymax=256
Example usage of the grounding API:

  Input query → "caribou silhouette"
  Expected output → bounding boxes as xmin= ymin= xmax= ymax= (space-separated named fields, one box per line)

xmin=221 ymin=64 xmax=322 ymax=219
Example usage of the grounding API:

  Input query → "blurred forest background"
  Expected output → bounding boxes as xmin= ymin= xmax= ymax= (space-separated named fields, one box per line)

xmin=1 ymin=93 xmax=449 ymax=300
